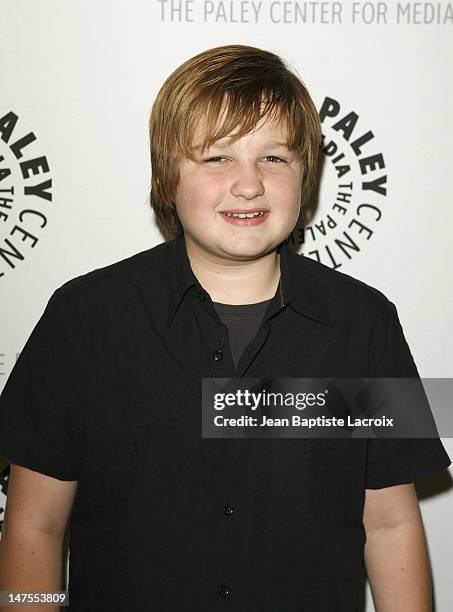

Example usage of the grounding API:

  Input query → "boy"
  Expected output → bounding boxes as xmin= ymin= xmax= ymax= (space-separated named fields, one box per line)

xmin=0 ymin=44 xmax=450 ymax=611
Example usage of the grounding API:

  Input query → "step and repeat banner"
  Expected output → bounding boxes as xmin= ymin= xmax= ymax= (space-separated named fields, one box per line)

xmin=1 ymin=1 xmax=452 ymax=609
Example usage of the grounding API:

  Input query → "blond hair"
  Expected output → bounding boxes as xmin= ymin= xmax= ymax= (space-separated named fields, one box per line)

xmin=149 ymin=44 xmax=321 ymax=240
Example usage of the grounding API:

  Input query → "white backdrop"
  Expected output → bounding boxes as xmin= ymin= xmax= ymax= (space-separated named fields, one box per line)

xmin=1 ymin=1 xmax=452 ymax=609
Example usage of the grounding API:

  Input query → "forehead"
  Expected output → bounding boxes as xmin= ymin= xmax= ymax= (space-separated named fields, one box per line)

xmin=191 ymin=115 xmax=290 ymax=150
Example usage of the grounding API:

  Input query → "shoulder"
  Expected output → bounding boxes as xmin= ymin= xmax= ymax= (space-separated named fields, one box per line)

xmin=293 ymin=255 xmax=410 ymax=374
xmin=45 ymin=241 xmax=171 ymax=314
xmin=290 ymin=250 xmax=398 ymax=327
xmin=52 ymin=241 xmax=169 ymax=297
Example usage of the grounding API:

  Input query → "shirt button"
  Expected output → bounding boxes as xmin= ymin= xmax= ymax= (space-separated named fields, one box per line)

xmin=197 ymin=291 xmax=206 ymax=301
xmin=223 ymin=504 xmax=234 ymax=517
xmin=212 ymin=349 xmax=223 ymax=361
xmin=217 ymin=584 xmax=229 ymax=597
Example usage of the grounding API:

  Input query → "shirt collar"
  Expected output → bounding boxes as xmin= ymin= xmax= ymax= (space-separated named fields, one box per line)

xmin=165 ymin=233 xmax=336 ymax=328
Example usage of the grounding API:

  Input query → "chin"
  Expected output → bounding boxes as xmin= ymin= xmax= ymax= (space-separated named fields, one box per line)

xmin=218 ymin=238 xmax=275 ymax=258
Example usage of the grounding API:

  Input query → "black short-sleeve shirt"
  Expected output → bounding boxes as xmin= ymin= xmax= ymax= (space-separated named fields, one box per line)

xmin=0 ymin=234 xmax=450 ymax=611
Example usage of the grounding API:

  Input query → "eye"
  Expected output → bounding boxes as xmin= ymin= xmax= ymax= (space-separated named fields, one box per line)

xmin=205 ymin=157 xmax=226 ymax=163
xmin=204 ymin=156 xmax=286 ymax=164
xmin=265 ymin=156 xmax=285 ymax=163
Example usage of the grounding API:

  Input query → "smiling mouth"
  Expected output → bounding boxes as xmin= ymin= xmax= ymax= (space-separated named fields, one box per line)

xmin=221 ymin=211 xmax=266 ymax=219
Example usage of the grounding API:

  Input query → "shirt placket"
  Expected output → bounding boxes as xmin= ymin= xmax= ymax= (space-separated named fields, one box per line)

xmin=191 ymin=282 xmax=286 ymax=606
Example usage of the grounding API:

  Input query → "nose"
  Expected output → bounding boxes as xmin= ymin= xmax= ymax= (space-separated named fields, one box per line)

xmin=230 ymin=163 xmax=265 ymax=200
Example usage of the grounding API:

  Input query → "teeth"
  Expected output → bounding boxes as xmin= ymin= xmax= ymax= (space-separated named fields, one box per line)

xmin=225 ymin=211 xmax=264 ymax=219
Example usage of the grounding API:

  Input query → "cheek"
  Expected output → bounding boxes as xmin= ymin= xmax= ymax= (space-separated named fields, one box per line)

xmin=194 ymin=177 xmax=224 ymax=200
xmin=271 ymin=176 xmax=301 ymax=205
xmin=177 ymin=175 xmax=225 ymax=216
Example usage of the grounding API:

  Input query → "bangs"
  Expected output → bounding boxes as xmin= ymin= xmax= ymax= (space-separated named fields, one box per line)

xmin=181 ymin=87 xmax=308 ymax=162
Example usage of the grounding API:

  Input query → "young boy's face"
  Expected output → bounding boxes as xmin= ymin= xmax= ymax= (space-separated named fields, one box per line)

xmin=175 ymin=116 xmax=303 ymax=261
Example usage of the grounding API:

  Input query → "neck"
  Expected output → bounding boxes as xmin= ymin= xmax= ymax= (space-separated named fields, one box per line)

xmin=183 ymin=235 xmax=281 ymax=305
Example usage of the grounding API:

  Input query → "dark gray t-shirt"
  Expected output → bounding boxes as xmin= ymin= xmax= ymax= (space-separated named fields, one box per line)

xmin=212 ymin=298 xmax=272 ymax=371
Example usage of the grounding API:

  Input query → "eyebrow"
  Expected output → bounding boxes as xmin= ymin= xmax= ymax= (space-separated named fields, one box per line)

xmin=192 ymin=140 xmax=289 ymax=151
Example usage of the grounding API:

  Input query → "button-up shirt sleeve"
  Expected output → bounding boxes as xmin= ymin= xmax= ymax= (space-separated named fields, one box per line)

xmin=365 ymin=297 xmax=451 ymax=489
xmin=0 ymin=285 xmax=85 ymax=481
